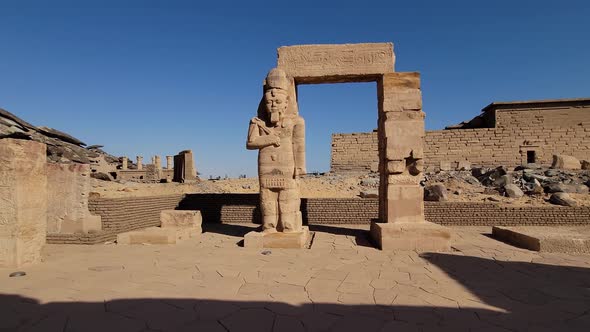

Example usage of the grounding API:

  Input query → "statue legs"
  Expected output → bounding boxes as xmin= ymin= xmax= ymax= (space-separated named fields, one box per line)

xmin=260 ymin=188 xmax=278 ymax=232
xmin=260 ymin=187 xmax=301 ymax=233
xmin=279 ymin=188 xmax=301 ymax=232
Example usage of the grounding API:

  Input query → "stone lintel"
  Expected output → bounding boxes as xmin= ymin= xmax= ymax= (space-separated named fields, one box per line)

xmin=370 ymin=221 xmax=451 ymax=251
xmin=278 ymin=43 xmax=394 ymax=82
xmin=244 ymin=227 xmax=309 ymax=249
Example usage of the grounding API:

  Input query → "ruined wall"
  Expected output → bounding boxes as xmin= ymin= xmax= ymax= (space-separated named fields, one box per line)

xmin=47 ymin=195 xmax=182 ymax=244
xmin=46 ymin=163 xmax=101 ymax=234
xmin=46 ymin=194 xmax=590 ymax=244
xmin=331 ymin=132 xmax=379 ymax=173
xmin=331 ymin=106 xmax=590 ymax=172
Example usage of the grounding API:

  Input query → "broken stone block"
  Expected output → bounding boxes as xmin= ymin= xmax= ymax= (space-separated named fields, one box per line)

xmin=549 ymin=192 xmax=577 ymax=207
xmin=160 ymin=210 xmax=202 ymax=229
xmin=360 ymin=190 xmax=379 ymax=198
xmin=456 ymin=161 xmax=471 ymax=171
xmin=0 ymin=139 xmax=47 ymax=268
xmin=424 ymin=184 xmax=447 ymax=202
xmin=551 ymin=154 xmax=581 ymax=170
xmin=582 ymin=160 xmax=590 ymax=170
xmin=504 ymin=184 xmax=524 ymax=198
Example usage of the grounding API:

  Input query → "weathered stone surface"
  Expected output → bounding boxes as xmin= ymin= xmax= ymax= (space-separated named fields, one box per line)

xmin=549 ymin=192 xmax=577 ymax=207
xmin=244 ymin=227 xmax=309 ymax=249
xmin=551 ymin=154 xmax=581 ymax=170
xmin=504 ymin=184 xmax=524 ymax=198
xmin=493 ymin=226 xmax=590 ymax=253
xmin=116 ymin=226 xmax=200 ymax=245
xmin=370 ymin=221 xmax=451 ymax=251
xmin=277 ymin=43 xmax=394 ymax=83
xmin=247 ymin=68 xmax=306 ymax=237
xmin=582 ymin=160 xmax=590 ymax=170
xmin=160 ymin=210 xmax=202 ymax=229
xmin=424 ymin=184 xmax=447 ymax=202
xmin=46 ymin=163 xmax=101 ymax=234
xmin=360 ymin=190 xmax=378 ymax=198
xmin=545 ymin=183 xmax=589 ymax=194
xmin=0 ymin=139 xmax=47 ymax=268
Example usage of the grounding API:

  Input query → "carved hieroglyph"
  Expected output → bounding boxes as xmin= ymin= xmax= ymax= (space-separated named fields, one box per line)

xmin=247 ymin=68 xmax=305 ymax=233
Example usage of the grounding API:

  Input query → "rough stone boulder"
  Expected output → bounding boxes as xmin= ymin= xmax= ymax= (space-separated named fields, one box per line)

xmin=549 ymin=192 xmax=577 ymax=207
xmin=503 ymin=184 xmax=524 ymax=198
xmin=551 ymin=154 xmax=581 ymax=170
xmin=545 ymin=183 xmax=589 ymax=194
xmin=582 ymin=160 xmax=590 ymax=170
xmin=424 ymin=184 xmax=448 ymax=202
xmin=360 ymin=190 xmax=379 ymax=198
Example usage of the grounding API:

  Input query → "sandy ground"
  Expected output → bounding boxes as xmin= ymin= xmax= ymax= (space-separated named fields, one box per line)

xmin=90 ymin=174 xmax=590 ymax=207
xmin=2 ymin=226 xmax=590 ymax=331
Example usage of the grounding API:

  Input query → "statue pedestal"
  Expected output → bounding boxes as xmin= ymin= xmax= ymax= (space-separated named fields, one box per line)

xmin=244 ymin=227 xmax=309 ymax=249
xmin=370 ymin=221 xmax=451 ymax=251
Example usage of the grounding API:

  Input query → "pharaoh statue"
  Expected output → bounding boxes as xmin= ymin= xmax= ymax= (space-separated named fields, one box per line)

xmin=246 ymin=68 xmax=306 ymax=234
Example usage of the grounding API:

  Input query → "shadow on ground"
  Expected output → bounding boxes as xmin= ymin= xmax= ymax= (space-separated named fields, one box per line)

xmin=2 ymin=254 xmax=590 ymax=331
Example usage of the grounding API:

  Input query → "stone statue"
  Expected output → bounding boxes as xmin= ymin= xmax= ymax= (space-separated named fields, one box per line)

xmin=247 ymin=68 xmax=306 ymax=234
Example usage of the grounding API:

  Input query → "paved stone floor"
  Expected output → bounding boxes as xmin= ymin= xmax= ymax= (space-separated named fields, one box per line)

xmin=2 ymin=224 xmax=590 ymax=331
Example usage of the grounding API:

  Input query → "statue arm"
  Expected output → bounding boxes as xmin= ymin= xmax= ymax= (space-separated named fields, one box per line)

xmin=246 ymin=118 xmax=279 ymax=150
xmin=293 ymin=117 xmax=306 ymax=176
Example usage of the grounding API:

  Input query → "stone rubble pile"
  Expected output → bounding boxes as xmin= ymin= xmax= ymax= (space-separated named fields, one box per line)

xmin=1 ymin=107 xmax=120 ymax=174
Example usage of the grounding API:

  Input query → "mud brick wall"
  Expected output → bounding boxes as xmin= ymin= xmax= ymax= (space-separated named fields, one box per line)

xmin=47 ymin=194 xmax=590 ymax=244
xmin=331 ymin=107 xmax=590 ymax=172
xmin=47 ymin=195 xmax=183 ymax=244
xmin=425 ymin=202 xmax=590 ymax=226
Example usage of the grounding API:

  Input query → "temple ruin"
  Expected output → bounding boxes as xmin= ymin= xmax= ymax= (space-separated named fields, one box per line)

xmin=331 ymin=98 xmax=590 ymax=173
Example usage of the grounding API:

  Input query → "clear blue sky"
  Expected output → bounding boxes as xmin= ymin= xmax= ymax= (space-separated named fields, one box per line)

xmin=1 ymin=0 xmax=589 ymax=177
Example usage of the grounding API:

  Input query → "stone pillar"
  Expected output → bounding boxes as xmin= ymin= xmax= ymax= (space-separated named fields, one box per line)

xmin=173 ymin=150 xmax=197 ymax=183
xmin=154 ymin=155 xmax=161 ymax=170
xmin=166 ymin=156 xmax=173 ymax=170
xmin=121 ymin=157 xmax=128 ymax=170
xmin=370 ymin=72 xmax=450 ymax=251
xmin=136 ymin=156 xmax=143 ymax=170
xmin=0 ymin=139 xmax=47 ymax=268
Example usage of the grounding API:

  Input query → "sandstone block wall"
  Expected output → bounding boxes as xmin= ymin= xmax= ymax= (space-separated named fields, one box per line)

xmin=46 ymin=163 xmax=101 ymax=234
xmin=331 ymin=132 xmax=378 ymax=173
xmin=0 ymin=139 xmax=47 ymax=267
xmin=331 ymin=106 xmax=590 ymax=172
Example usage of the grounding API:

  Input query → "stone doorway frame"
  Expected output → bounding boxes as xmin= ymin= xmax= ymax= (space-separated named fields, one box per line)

xmin=275 ymin=43 xmax=450 ymax=251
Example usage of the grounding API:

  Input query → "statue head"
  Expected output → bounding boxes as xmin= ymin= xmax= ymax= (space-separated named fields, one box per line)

xmin=263 ymin=68 xmax=290 ymax=125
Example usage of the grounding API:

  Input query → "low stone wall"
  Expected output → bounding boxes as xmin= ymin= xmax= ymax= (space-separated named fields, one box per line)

xmin=47 ymin=195 xmax=183 ymax=244
xmin=47 ymin=194 xmax=590 ymax=244
xmin=424 ymin=202 xmax=590 ymax=226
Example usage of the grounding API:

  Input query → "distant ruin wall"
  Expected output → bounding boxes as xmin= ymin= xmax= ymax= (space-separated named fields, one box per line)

xmin=47 ymin=195 xmax=590 ymax=244
xmin=331 ymin=107 xmax=590 ymax=172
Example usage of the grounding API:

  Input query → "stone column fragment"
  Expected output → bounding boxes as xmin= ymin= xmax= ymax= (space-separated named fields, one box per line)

xmin=154 ymin=155 xmax=161 ymax=170
xmin=166 ymin=156 xmax=173 ymax=170
xmin=121 ymin=157 xmax=128 ymax=170
xmin=136 ymin=156 xmax=143 ymax=170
